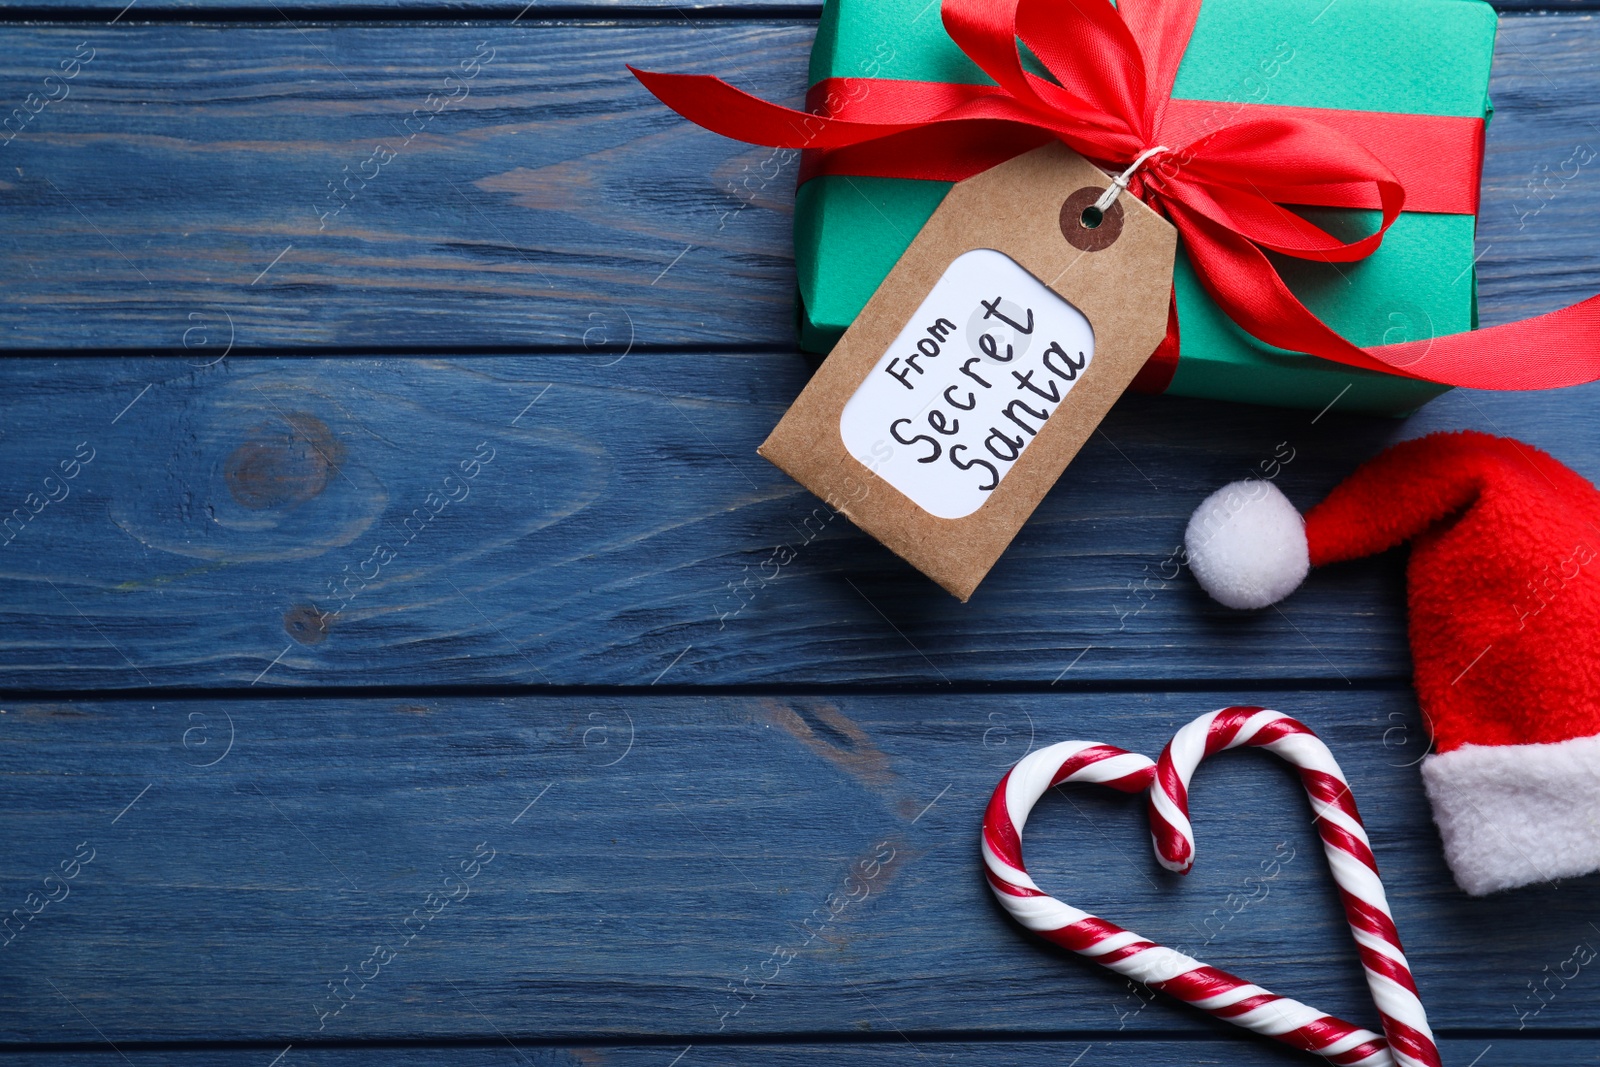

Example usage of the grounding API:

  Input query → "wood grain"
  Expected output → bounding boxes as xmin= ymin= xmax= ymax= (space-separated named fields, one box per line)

xmin=0 ymin=0 xmax=1585 ymax=16
xmin=0 ymin=15 xmax=1592 ymax=350
xmin=0 ymin=22 xmax=806 ymax=351
xmin=2 ymin=356 xmax=1597 ymax=690
xmin=4 ymin=10 xmax=1599 ymax=1066
xmin=4 ymin=691 xmax=1599 ymax=1047
xmin=18 ymin=1040 xmax=1599 ymax=1066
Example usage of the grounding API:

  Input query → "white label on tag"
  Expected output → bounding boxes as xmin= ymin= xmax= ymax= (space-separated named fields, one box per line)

xmin=839 ymin=248 xmax=1096 ymax=520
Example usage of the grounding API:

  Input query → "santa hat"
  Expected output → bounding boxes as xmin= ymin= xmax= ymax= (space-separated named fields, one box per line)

xmin=1185 ymin=430 xmax=1600 ymax=896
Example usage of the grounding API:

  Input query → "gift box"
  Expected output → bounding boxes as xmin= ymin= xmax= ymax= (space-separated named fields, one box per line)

xmin=794 ymin=0 xmax=1498 ymax=415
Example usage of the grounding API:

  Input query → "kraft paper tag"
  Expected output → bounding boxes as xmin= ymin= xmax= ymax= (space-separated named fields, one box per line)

xmin=759 ymin=143 xmax=1177 ymax=601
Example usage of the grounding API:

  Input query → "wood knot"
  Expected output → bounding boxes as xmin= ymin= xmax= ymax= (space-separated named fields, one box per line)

xmin=225 ymin=413 xmax=345 ymax=510
xmin=283 ymin=603 xmax=330 ymax=645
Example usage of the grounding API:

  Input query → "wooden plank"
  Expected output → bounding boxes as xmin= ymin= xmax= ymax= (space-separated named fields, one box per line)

xmin=1477 ymin=12 xmax=1600 ymax=329
xmin=0 ymin=0 xmax=824 ymax=11
xmin=0 ymin=15 xmax=1593 ymax=350
xmin=14 ymin=1039 xmax=1598 ymax=1066
xmin=0 ymin=22 xmax=807 ymax=351
xmin=2 ymin=356 xmax=1598 ymax=689
xmin=0 ymin=0 xmax=1583 ymax=21
xmin=3 ymin=691 xmax=1600 ymax=1044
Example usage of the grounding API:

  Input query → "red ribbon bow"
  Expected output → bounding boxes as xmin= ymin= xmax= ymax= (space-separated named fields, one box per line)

xmin=633 ymin=0 xmax=1600 ymax=391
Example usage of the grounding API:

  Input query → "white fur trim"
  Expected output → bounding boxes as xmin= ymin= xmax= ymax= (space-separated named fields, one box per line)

xmin=1422 ymin=733 xmax=1600 ymax=896
xmin=1184 ymin=480 xmax=1309 ymax=609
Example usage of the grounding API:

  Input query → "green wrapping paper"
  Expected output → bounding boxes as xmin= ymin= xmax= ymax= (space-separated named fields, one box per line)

xmin=795 ymin=0 xmax=1498 ymax=414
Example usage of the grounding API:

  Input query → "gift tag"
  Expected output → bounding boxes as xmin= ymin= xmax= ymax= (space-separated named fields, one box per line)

xmin=759 ymin=143 xmax=1177 ymax=600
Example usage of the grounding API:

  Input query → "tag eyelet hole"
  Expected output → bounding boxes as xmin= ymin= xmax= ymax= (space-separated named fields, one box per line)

xmin=1061 ymin=186 xmax=1123 ymax=251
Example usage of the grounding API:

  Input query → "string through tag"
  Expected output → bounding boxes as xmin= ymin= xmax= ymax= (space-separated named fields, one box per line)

xmin=1091 ymin=146 xmax=1169 ymax=216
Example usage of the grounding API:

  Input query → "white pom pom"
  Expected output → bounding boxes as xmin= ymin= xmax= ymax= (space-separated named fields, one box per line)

xmin=1185 ymin=480 xmax=1309 ymax=609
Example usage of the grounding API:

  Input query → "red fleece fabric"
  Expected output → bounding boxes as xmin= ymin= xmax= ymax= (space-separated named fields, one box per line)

xmin=1304 ymin=430 xmax=1600 ymax=753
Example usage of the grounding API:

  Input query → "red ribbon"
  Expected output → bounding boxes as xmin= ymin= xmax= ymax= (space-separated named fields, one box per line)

xmin=632 ymin=0 xmax=1600 ymax=392
xmin=797 ymin=81 xmax=1485 ymax=216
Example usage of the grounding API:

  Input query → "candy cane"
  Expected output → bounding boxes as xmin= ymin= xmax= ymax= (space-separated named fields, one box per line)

xmin=1151 ymin=707 xmax=1440 ymax=1066
xmin=981 ymin=707 xmax=1438 ymax=1067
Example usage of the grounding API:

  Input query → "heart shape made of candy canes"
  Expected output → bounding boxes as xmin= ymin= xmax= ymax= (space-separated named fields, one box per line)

xmin=981 ymin=706 xmax=1438 ymax=1067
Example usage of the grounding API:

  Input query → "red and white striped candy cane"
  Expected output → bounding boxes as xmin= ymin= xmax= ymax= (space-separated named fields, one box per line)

xmin=981 ymin=706 xmax=1438 ymax=1067
xmin=1151 ymin=708 xmax=1439 ymax=1066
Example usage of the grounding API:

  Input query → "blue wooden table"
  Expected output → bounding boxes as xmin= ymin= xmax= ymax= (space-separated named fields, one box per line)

xmin=2 ymin=2 xmax=1599 ymax=1064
